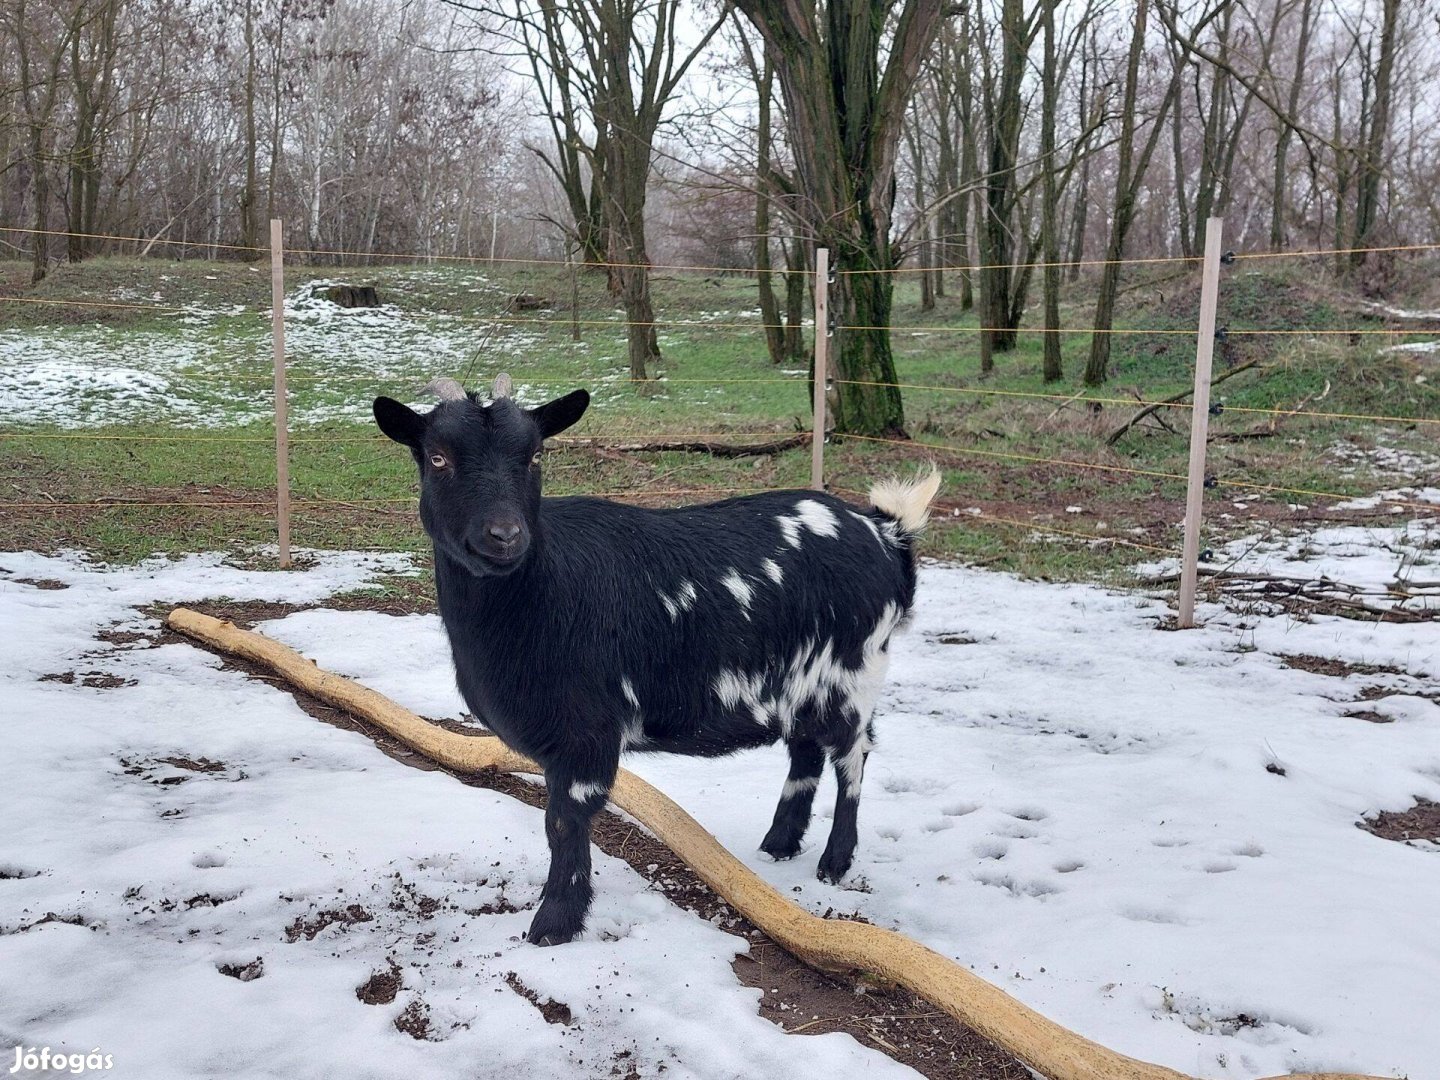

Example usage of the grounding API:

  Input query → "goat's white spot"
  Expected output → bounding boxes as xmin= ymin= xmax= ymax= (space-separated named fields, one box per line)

xmin=710 ymin=601 xmax=906 ymax=746
xmin=621 ymin=677 xmax=640 ymax=711
xmin=835 ymin=725 xmax=876 ymax=800
xmin=620 ymin=714 xmax=648 ymax=751
xmin=721 ymin=569 xmax=754 ymax=613
xmin=711 ymin=669 xmax=772 ymax=727
xmin=848 ymin=510 xmax=883 ymax=545
xmin=761 ymin=558 xmax=784 ymax=585
xmin=568 ymin=781 xmax=608 ymax=804
xmin=658 ymin=580 xmax=698 ymax=622
xmin=782 ymin=775 xmax=820 ymax=800
xmin=776 ymin=499 xmax=840 ymax=548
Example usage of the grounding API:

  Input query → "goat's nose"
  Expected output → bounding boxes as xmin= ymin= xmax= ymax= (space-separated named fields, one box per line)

xmin=488 ymin=521 xmax=522 ymax=546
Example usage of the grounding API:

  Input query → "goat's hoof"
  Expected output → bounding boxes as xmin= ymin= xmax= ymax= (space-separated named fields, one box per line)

xmin=526 ymin=906 xmax=582 ymax=947
xmin=816 ymin=853 xmax=854 ymax=885
xmin=759 ymin=835 xmax=803 ymax=861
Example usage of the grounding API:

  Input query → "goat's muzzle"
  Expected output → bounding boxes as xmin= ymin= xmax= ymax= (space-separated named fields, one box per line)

xmin=467 ymin=515 xmax=530 ymax=572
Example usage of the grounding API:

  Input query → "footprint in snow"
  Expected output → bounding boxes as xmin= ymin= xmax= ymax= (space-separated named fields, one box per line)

xmin=940 ymin=801 xmax=979 ymax=817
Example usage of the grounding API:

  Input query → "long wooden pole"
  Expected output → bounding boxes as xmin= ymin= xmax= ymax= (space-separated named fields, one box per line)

xmin=163 ymin=607 xmax=1387 ymax=1080
xmin=1178 ymin=218 xmax=1224 ymax=628
xmin=811 ymin=247 xmax=829 ymax=491
xmin=270 ymin=219 xmax=291 ymax=569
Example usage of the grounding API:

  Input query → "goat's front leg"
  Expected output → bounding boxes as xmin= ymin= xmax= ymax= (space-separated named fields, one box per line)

xmin=527 ymin=757 xmax=616 ymax=946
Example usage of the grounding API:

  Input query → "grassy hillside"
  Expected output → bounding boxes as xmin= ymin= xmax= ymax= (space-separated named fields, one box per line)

xmin=2 ymin=255 xmax=1437 ymax=582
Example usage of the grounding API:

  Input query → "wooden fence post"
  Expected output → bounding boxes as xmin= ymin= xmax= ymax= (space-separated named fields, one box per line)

xmin=1178 ymin=217 xmax=1225 ymax=628
xmin=270 ymin=219 xmax=292 ymax=569
xmin=811 ymin=247 xmax=830 ymax=491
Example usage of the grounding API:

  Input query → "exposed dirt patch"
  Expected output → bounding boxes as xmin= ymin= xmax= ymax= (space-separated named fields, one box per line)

xmin=118 ymin=754 xmax=239 ymax=785
xmin=1344 ymin=709 xmax=1394 ymax=724
xmin=1278 ymin=653 xmax=1418 ymax=679
xmin=4 ymin=911 xmax=96 ymax=935
xmin=283 ymin=904 xmax=375 ymax=942
xmin=185 ymin=892 xmax=235 ymax=909
xmin=95 ymin=626 xmax=153 ymax=647
xmin=217 ymin=957 xmax=265 ymax=982
xmin=503 ymin=972 xmax=575 ymax=1026
xmin=160 ymin=755 xmax=226 ymax=774
xmin=13 ymin=577 xmax=68 ymax=590
xmin=39 ymin=670 xmax=135 ymax=688
xmin=393 ymin=999 xmax=433 ymax=1040
xmin=389 ymin=875 xmax=443 ymax=919
xmin=1360 ymin=799 xmax=1440 ymax=845
xmin=0 ymin=866 xmax=44 ymax=880
xmin=142 ymin=590 xmax=434 ymax=630
xmin=357 ymin=962 xmax=403 ymax=1005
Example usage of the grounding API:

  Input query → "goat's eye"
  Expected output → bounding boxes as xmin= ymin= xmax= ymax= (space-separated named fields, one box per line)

xmin=429 ymin=453 xmax=447 ymax=469
xmin=531 ymin=449 xmax=543 ymax=465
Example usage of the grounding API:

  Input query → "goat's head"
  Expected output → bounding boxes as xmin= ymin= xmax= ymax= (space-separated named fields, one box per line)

xmin=373 ymin=375 xmax=589 ymax=577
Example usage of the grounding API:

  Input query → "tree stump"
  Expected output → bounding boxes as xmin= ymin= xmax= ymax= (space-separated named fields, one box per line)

xmin=322 ymin=284 xmax=381 ymax=308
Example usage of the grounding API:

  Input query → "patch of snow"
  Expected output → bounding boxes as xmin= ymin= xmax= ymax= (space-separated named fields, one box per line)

xmin=1380 ymin=339 xmax=1440 ymax=355
xmin=7 ymin=544 xmax=1432 ymax=1076
xmin=0 ymin=550 xmax=917 ymax=1080
xmin=1138 ymin=521 xmax=1438 ymax=611
xmin=1360 ymin=300 xmax=1440 ymax=321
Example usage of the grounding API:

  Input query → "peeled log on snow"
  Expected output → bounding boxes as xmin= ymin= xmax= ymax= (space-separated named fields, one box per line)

xmin=164 ymin=606 xmax=1385 ymax=1080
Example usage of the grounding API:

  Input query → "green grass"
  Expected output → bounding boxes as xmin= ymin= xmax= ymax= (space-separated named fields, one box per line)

xmin=3 ymin=255 xmax=1437 ymax=582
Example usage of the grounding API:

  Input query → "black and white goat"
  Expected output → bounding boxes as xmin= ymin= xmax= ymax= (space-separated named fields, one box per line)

xmin=374 ymin=375 xmax=941 ymax=946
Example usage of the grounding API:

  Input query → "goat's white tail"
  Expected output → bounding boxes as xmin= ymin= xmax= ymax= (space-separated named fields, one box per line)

xmin=868 ymin=467 xmax=942 ymax=535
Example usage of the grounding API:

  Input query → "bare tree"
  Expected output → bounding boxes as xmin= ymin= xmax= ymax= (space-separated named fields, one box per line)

xmin=733 ymin=0 xmax=946 ymax=436
xmin=1083 ymin=0 xmax=1204 ymax=387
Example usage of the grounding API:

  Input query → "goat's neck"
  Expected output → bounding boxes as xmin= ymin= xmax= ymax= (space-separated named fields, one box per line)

xmin=432 ymin=528 xmax=549 ymax=630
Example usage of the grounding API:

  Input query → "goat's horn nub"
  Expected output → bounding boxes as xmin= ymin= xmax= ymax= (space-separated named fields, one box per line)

xmin=421 ymin=377 xmax=467 ymax=402
xmin=491 ymin=372 xmax=514 ymax=400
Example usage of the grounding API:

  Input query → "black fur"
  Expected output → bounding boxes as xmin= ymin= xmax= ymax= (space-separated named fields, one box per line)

xmin=374 ymin=387 xmax=927 ymax=945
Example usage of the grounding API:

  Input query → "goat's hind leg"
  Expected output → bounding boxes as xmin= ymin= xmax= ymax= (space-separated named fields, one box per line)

xmin=528 ymin=757 xmax=616 ymax=946
xmin=816 ymin=720 xmax=874 ymax=884
xmin=760 ymin=737 xmax=824 ymax=860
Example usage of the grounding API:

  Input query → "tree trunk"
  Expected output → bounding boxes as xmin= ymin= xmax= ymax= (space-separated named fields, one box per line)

xmin=1084 ymin=0 xmax=1177 ymax=387
xmin=1350 ymin=0 xmax=1400 ymax=265
xmin=832 ymin=270 xmax=906 ymax=436
xmin=784 ymin=238 xmax=808 ymax=365
xmin=239 ymin=0 xmax=260 ymax=255
xmin=976 ymin=0 xmax=1030 ymax=355
xmin=755 ymin=57 xmax=785 ymax=364
xmin=1270 ymin=0 xmax=1315 ymax=250
xmin=1039 ymin=0 xmax=1061 ymax=383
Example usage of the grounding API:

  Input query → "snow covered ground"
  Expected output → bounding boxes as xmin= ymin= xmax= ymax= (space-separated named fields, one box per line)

xmin=2 ymin=542 xmax=1437 ymax=1080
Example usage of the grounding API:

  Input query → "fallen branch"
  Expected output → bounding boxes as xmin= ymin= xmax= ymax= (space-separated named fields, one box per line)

xmin=1106 ymin=361 xmax=1258 ymax=446
xmin=560 ymin=434 xmax=807 ymax=458
xmin=164 ymin=607 xmax=1392 ymax=1080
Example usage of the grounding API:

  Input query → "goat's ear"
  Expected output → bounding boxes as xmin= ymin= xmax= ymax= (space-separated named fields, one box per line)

xmin=530 ymin=389 xmax=590 ymax=438
xmin=373 ymin=397 xmax=426 ymax=447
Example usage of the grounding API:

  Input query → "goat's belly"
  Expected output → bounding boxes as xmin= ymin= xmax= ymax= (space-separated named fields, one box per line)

xmin=633 ymin=707 xmax=780 ymax=758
